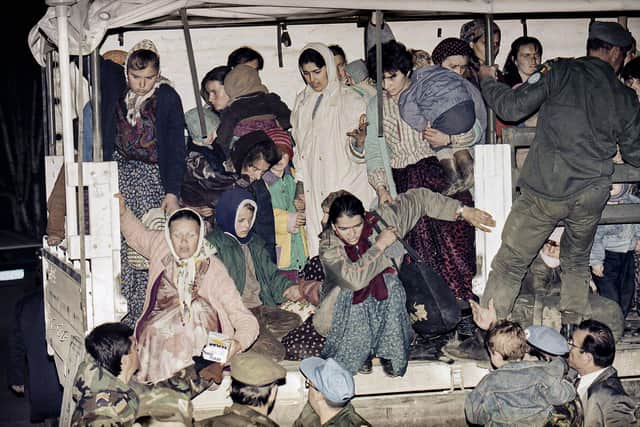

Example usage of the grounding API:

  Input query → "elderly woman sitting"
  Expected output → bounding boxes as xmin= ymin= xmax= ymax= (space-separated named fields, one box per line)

xmin=319 ymin=188 xmax=494 ymax=376
xmin=117 ymin=194 xmax=259 ymax=383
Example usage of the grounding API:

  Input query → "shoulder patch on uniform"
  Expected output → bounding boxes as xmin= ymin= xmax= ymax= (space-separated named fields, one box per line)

xmin=527 ymin=73 xmax=541 ymax=84
xmin=114 ymin=398 xmax=128 ymax=413
xmin=95 ymin=392 xmax=111 ymax=407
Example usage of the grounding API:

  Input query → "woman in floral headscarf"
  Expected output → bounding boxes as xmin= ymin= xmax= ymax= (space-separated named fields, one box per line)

xmin=117 ymin=195 xmax=258 ymax=383
xmin=115 ymin=39 xmax=187 ymax=326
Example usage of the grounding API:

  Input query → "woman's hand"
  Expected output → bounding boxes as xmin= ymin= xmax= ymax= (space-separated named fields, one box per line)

xmin=374 ymin=226 xmax=398 ymax=251
xmin=461 ymin=207 xmax=495 ymax=232
xmin=224 ymin=339 xmax=242 ymax=362
xmin=422 ymin=125 xmax=450 ymax=148
xmin=469 ymin=299 xmax=497 ymax=331
xmin=192 ymin=205 xmax=214 ymax=218
xmin=161 ymin=193 xmax=180 ymax=215
xmin=283 ymin=284 xmax=304 ymax=302
xmin=296 ymin=212 xmax=306 ymax=227
xmin=591 ymin=264 xmax=604 ymax=277
xmin=377 ymin=186 xmax=393 ymax=205
xmin=114 ymin=193 xmax=127 ymax=217
xmin=293 ymin=196 xmax=305 ymax=212
xmin=346 ymin=114 xmax=368 ymax=149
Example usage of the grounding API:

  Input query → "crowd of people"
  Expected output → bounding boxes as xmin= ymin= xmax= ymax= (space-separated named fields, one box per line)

xmin=26 ymin=13 xmax=640 ymax=427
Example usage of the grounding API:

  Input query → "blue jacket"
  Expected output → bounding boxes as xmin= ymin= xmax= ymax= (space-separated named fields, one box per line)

xmin=465 ymin=358 xmax=576 ymax=426
xmin=398 ymin=66 xmax=473 ymax=133
xmin=590 ymin=193 xmax=640 ymax=266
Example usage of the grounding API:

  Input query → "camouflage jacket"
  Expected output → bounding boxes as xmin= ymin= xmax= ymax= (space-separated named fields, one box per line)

xmin=71 ymin=356 xmax=212 ymax=426
xmin=71 ymin=357 xmax=139 ymax=426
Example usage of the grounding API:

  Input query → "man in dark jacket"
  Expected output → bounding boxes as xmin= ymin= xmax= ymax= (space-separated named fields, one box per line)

xmin=477 ymin=21 xmax=640 ymax=328
xmin=568 ymin=320 xmax=637 ymax=426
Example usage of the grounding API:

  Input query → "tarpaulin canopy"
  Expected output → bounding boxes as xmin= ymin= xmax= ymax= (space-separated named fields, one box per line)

xmin=29 ymin=0 xmax=639 ymax=66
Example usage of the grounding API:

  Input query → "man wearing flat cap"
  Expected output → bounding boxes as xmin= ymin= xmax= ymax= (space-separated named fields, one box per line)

xmin=454 ymin=20 xmax=640 ymax=356
xmin=206 ymin=351 xmax=286 ymax=426
xmin=294 ymin=357 xmax=370 ymax=427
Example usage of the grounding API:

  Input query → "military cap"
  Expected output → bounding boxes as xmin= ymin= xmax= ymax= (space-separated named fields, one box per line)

xmin=230 ymin=351 xmax=286 ymax=386
xmin=525 ymin=325 xmax=569 ymax=356
xmin=589 ymin=21 xmax=633 ymax=48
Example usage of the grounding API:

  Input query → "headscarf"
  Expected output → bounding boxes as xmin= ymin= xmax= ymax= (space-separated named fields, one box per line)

xmin=215 ymin=188 xmax=258 ymax=244
xmin=123 ymin=39 xmax=172 ymax=126
xmin=459 ymin=19 xmax=501 ymax=44
xmin=223 ymin=64 xmax=268 ymax=103
xmin=164 ymin=208 xmax=216 ymax=324
xmin=299 ymin=42 xmax=340 ymax=101
xmin=432 ymin=38 xmax=474 ymax=65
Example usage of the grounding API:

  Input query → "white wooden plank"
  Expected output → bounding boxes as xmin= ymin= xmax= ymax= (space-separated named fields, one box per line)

xmin=472 ymin=145 xmax=512 ymax=296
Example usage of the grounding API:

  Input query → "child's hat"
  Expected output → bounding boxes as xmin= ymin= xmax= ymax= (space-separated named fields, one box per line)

xmin=264 ymin=127 xmax=293 ymax=159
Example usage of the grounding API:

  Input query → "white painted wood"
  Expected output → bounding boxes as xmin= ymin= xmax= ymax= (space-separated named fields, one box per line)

xmin=472 ymin=145 xmax=512 ymax=296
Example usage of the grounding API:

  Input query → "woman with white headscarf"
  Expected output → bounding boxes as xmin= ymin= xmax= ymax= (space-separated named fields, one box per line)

xmin=291 ymin=43 xmax=376 ymax=257
xmin=117 ymin=195 xmax=259 ymax=383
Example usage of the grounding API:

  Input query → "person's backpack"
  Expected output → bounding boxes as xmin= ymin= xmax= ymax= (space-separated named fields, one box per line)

xmin=373 ymin=213 xmax=460 ymax=338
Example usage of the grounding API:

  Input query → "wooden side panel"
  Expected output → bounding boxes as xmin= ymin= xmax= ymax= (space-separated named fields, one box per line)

xmin=472 ymin=145 xmax=512 ymax=296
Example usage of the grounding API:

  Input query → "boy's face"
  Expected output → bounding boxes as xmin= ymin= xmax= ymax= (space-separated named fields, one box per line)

xmin=127 ymin=65 xmax=159 ymax=96
xmin=382 ymin=71 xmax=409 ymax=97
xmin=120 ymin=337 xmax=140 ymax=383
xmin=235 ymin=205 xmax=255 ymax=239
xmin=241 ymin=158 xmax=271 ymax=183
xmin=489 ymin=349 xmax=507 ymax=369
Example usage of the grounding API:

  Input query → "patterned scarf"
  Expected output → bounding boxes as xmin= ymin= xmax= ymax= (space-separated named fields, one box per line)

xmin=342 ymin=212 xmax=395 ymax=304
xmin=164 ymin=208 xmax=217 ymax=324
xmin=124 ymin=39 xmax=172 ymax=126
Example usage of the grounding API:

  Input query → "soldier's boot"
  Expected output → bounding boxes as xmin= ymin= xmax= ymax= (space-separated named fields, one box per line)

xmin=439 ymin=158 xmax=464 ymax=196
xmin=442 ymin=328 xmax=489 ymax=361
xmin=454 ymin=149 xmax=475 ymax=191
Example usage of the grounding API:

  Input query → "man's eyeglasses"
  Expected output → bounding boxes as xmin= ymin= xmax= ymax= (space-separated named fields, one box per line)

xmin=567 ymin=339 xmax=584 ymax=353
xmin=304 ymin=379 xmax=317 ymax=390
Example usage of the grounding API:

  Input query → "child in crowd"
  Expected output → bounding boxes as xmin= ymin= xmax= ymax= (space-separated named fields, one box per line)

xmin=590 ymin=183 xmax=640 ymax=316
xmin=206 ymin=188 xmax=303 ymax=361
xmin=262 ymin=128 xmax=308 ymax=278
xmin=465 ymin=320 xmax=576 ymax=426
xmin=397 ymin=65 xmax=476 ymax=195
xmin=214 ymin=64 xmax=291 ymax=160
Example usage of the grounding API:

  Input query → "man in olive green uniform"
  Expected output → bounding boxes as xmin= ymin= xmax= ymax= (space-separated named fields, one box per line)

xmin=294 ymin=357 xmax=370 ymax=427
xmin=205 ymin=351 xmax=285 ymax=427
xmin=71 ymin=322 xmax=215 ymax=426
xmin=478 ymin=21 xmax=640 ymax=327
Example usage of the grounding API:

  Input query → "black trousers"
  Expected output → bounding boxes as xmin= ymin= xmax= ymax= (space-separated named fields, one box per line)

xmin=593 ymin=250 xmax=636 ymax=316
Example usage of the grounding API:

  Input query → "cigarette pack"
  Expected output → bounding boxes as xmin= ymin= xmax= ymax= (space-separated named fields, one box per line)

xmin=202 ymin=331 xmax=229 ymax=363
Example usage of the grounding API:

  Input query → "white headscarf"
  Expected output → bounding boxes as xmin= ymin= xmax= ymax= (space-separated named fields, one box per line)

xmin=164 ymin=208 xmax=216 ymax=324
xmin=124 ymin=39 xmax=172 ymax=126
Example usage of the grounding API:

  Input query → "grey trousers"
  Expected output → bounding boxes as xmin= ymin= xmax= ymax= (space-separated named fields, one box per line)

xmin=481 ymin=183 xmax=610 ymax=323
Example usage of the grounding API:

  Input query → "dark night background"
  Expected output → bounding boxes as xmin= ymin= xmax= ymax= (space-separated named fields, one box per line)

xmin=0 ymin=4 xmax=48 ymax=236
xmin=1 ymin=4 xmax=52 ymax=426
